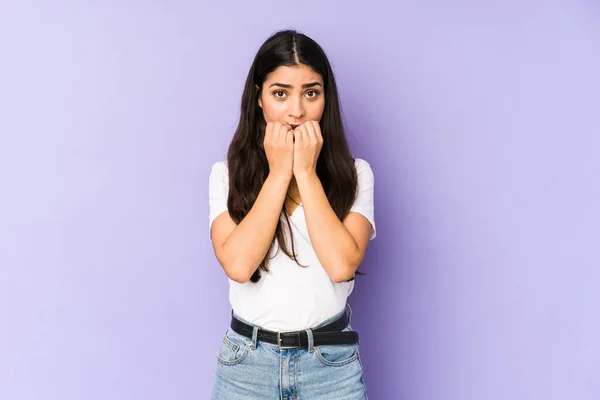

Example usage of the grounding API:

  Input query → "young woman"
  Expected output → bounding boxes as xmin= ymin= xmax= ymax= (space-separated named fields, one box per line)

xmin=209 ymin=29 xmax=376 ymax=400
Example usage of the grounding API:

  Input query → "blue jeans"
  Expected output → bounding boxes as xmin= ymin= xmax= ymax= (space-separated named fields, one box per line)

xmin=211 ymin=305 xmax=368 ymax=399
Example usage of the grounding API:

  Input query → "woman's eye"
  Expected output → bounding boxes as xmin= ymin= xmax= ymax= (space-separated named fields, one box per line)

xmin=274 ymin=90 xmax=286 ymax=98
xmin=306 ymin=90 xmax=320 ymax=98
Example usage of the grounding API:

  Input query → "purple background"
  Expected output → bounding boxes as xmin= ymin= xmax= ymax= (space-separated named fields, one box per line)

xmin=1 ymin=1 xmax=599 ymax=399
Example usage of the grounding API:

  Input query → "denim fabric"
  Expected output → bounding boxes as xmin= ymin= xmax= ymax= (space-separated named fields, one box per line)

xmin=211 ymin=306 xmax=368 ymax=399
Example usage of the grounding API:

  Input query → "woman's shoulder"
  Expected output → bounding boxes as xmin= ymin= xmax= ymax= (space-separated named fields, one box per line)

xmin=210 ymin=160 xmax=229 ymax=176
xmin=352 ymin=157 xmax=373 ymax=174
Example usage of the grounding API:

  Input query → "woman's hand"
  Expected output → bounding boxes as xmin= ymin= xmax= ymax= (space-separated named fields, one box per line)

xmin=264 ymin=121 xmax=294 ymax=181
xmin=292 ymin=121 xmax=323 ymax=178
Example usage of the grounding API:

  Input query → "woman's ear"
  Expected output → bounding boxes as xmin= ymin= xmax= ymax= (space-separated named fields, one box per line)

xmin=255 ymin=84 xmax=262 ymax=108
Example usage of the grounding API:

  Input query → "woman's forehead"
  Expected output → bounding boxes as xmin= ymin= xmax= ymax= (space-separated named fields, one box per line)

xmin=264 ymin=65 xmax=323 ymax=85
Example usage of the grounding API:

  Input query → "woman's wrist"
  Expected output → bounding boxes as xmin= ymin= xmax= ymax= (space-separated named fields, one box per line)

xmin=293 ymin=169 xmax=318 ymax=182
xmin=267 ymin=171 xmax=293 ymax=186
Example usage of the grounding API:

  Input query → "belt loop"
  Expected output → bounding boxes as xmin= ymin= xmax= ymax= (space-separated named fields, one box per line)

xmin=251 ymin=326 xmax=259 ymax=349
xmin=305 ymin=328 xmax=315 ymax=353
xmin=346 ymin=303 xmax=353 ymax=325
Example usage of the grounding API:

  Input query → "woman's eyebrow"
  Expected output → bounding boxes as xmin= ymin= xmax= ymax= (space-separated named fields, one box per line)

xmin=269 ymin=82 xmax=323 ymax=89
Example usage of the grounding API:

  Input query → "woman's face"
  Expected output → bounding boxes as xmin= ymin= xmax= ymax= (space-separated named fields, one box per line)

xmin=257 ymin=64 xmax=325 ymax=129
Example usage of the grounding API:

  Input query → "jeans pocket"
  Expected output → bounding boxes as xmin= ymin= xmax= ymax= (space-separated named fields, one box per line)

xmin=217 ymin=328 xmax=250 ymax=366
xmin=315 ymin=342 xmax=360 ymax=366
xmin=314 ymin=324 xmax=360 ymax=367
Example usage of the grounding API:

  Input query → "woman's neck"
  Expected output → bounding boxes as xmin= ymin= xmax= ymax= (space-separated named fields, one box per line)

xmin=287 ymin=177 xmax=301 ymax=201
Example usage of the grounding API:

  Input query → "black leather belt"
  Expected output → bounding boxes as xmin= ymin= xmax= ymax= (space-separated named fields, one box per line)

xmin=230 ymin=310 xmax=359 ymax=349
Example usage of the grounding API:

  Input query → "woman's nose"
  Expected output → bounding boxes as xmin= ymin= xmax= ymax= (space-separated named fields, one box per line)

xmin=288 ymin=97 xmax=305 ymax=119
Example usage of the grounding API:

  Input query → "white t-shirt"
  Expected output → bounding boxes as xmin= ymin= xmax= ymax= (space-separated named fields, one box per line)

xmin=208 ymin=158 xmax=376 ymax=331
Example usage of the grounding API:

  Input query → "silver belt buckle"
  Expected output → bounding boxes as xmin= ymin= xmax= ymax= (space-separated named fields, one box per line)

xmin=277 ymin=329 xmax=300 ymax=349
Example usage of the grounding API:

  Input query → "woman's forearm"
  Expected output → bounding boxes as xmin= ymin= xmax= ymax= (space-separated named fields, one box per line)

xmin=219 ymin=173 xmax=290 ymax=282
xmin=295 ymin=171 xmax=361 ymax=282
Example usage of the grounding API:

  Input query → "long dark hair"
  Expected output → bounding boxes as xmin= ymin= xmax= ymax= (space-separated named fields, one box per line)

xmin=227 ymin=29 xmax=363 ymax=283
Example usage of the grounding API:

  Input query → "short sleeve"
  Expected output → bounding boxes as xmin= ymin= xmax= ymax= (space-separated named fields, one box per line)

xmin=349 ymin=158 xmax=376 ymax=240
xmin=208 ymin=161 xmax=229 ymax=238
